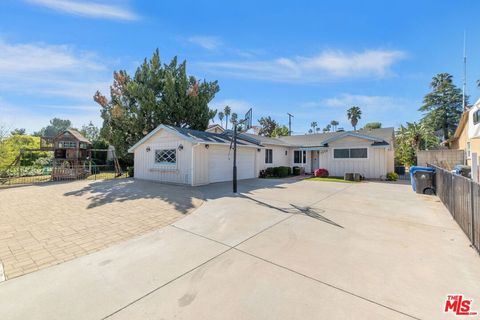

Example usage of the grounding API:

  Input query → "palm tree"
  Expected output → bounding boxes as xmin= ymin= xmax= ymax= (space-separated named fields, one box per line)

xmin=330 ymin=120 xmax=339 ymax=131
xmin=218 ymin=111 xmax=225 ymax=127
xmin=230 ymin=112 xmax=238 ymax=125
xmin=310 ymin=121 xmax=317 ymax=133
xmin=308 ymin=129 xmax=313 ymax=134
xmin=316 ymin=127 xmax=321 ymax=133
xmin=347 ymin=106 xmax=362 ymax=130
xmin=224 ymin=106 xmax=231 ymax=129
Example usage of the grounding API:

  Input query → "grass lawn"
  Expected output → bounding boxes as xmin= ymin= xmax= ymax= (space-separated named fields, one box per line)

xmin=305 ymin=177 xmax=356 ymax=183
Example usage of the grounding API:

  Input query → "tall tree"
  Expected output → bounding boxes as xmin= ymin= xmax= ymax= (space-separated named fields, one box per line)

xmin=419 ymin=73 xmax=464 ymax=140
xmin=80 ymin=121 xmax=100 ymax=142
xmin=10 ymin=128 xmax=26 ymax=135
xmin=316 ymin=127 xmax=321 ymax=133
xmin=94 ymin=49 xmax=219 ymax=158
xmin=322 ymin=124 xmax=332 ymax=132
xmin=395 ymin=122 xmax=439 ymax=166
xmin=218 ymin=111 xmax=225 ymax=127
xmin=224 ymin=105 xmax=231 ymax=129
xmin=258 ymin=116 xmax=278 ymax=137
xmin=35 ymin=118 xmax=71 ymax=137
xmin=347 ymin=106 xmax=362 ymax=130
xmin=209 ymin=109 xmax=217 ymax=123
xmin=363 ymin=122 xmax=382 ymax=130
xmin=310 ymin=121 xmax=317 ymax=133
xmin=272 ymin=125 xmax=289 ymax=137
xmin=230 ymin=112 xmax=238 ymax=125
xmin=330 ymin=120 xmax=339 ymax=131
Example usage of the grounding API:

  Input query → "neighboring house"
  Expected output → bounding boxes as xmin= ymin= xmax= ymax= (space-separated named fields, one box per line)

xmin=205 ymin=124 xmax=225 ymax=134
xmin=446 ymin=98 xmax=480 ymax=166
xmin=128 ymin=124 xmax=395 ymax=186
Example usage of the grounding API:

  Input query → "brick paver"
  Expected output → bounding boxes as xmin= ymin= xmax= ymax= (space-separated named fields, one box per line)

xmin=0 ymin=179 xmax=203 ymax=280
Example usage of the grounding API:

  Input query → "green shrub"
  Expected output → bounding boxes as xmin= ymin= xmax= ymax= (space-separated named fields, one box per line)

xmin=277 ymin=166 xmax=289 ymax=177
xmin=386 ymin=172 xmax=398 ymax=181
xmin=292 ymin=166 xmax=301 ymax=175
xmin=265 ymin=167 xmax=274 ymax=177
xmin=127 ymin=166 xmax=134 ymax=177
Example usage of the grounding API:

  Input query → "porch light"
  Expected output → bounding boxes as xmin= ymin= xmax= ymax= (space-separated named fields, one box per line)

xmin=146 ymin=146 xmax=151 ymax=152
xmin=178 ymin=144 xmax=184 ymax=151
xmin=205 ymin=144 xmax=210 ymax=149
xmin=257 ymin=148 xmax=261 ymax=152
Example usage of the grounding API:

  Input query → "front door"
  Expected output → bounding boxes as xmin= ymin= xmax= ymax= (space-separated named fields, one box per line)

xmin=311 ymin=150 xmax=319 ymax=172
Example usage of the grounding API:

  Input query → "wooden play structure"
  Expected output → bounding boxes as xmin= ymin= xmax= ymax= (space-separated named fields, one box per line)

xmin=0 ymin=129 xmax=122 ymax=185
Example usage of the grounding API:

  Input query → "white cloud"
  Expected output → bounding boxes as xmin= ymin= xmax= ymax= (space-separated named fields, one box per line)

xmin=26 ymin=0 xmax=138 ymax=21
xmin=0 ymin=40 xmax=110 ymax=101
xmin=197 ymin=49 xmax=406 ymax=82
xmin=187 ymin=36 xmax=222 ymax=50
xmin=300 ymin=93 xmax=418 ymax=130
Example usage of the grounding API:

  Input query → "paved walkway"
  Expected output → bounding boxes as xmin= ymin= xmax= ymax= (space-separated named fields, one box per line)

xmin=0 ymin=179 xmax=479 ymax=319
xmin=0 ymin=179 xmax=203 ymax=279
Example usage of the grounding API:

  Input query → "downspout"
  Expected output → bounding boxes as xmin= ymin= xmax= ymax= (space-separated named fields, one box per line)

xmin=191 ymin=143 xmax=199 ymax=186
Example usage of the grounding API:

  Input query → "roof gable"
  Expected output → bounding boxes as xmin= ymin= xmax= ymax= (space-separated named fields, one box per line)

xmin=128 ymin=124 xmax=261 ymax=153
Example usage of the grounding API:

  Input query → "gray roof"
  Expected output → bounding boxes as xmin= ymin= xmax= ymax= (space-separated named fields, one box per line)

xmin=129 ymin=124 xmax=394 ymax=153
xmin=270 ymin=127 xmax=394 ymax=147
xmin=238 ymin=133 xmax=292 ymax=146
xmin=160 ymin=126 xmax=260 ymax=146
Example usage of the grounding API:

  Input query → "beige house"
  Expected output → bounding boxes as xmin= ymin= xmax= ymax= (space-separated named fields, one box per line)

xmin=447 ymin=99 xmax=480 ymax=165
xmin=128 ymin=125 xmax=395 ymax=186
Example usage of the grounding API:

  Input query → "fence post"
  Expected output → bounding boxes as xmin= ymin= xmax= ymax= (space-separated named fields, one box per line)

xmin=471 ymin=181 xmax=476 ymax=247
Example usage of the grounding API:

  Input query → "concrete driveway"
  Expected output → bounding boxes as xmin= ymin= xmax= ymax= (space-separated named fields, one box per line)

xmin=0 ymin=178 xmax=479 ymax=319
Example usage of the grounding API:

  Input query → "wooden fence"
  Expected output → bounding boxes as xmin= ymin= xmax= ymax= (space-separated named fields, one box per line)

xmin=431 ymin=165 xmax=480 ymax=253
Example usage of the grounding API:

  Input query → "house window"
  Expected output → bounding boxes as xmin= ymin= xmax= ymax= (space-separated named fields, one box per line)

xmin=334 ymin=148 xmax=368 ymax=159
xmin=474 ymin=110 xmax=480 ymax=125
xmin=265 ymin=149 xmax=273 ymax=164
xmin=155 ymin=149 xmax=176 ymax=165
xmin=59 ymin=141 xmax=76 ymax=148
xmin=79 ymin=142 xmax=88 ymax=149
xmin=294 ymin=150 xmax=307 ymax=164
xmin=467 ymin=142 xmax=471 ymax=159
xmin=350 ymin=148 xmax=368 ymax=158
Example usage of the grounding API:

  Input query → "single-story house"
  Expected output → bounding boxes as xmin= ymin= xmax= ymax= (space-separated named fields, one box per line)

xmin=446 ymin=98 xmax=480 ymax=166
xmin=128 ymin=124 xmax=395 ymax=186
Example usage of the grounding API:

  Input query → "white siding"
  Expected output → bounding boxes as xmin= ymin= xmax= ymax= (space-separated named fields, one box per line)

xmin=258 ymin=144 xmax=291 ymax=171
xmin=133 ymin=129 xmax=192 ymax=184
xmin=317 ymin=136 xmax=389 ymax=179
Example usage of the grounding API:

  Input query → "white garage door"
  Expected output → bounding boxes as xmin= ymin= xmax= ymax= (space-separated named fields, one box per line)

xmin=208 ymin=145 xmax=256 ymax=183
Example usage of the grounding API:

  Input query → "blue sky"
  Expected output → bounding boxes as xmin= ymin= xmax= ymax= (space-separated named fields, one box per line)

xmin=0 ymin=0 xmax=478 ymax=134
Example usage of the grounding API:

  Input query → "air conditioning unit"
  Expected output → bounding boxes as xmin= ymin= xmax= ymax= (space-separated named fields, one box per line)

xmin=344 ymin=172 xmax=362 ymax=181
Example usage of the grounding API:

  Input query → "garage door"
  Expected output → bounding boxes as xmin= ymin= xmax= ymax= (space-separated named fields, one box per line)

xmin=208 ymin=145 xmax=255 ymax=183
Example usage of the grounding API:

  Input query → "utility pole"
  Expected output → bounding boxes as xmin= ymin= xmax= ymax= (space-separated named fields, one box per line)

xmin=463 ymin=30 xmax=467 ymax=110
xmin=287 ymin=113 xmax=294 ymax=136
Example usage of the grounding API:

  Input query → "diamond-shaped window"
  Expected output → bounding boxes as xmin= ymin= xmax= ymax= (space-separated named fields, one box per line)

xmin=155 ymin=149 xmax=176 ymax=164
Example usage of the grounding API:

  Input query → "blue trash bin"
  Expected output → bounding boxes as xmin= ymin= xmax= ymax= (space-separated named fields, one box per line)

xmin=409 ymin=166 xmax=435 ymax=191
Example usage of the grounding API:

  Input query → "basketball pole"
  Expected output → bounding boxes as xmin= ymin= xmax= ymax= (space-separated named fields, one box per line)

xmin=232 ymin=108 xmax=252 ymax=194
xmin=233 ymin=122 xmax=238 ymax=193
